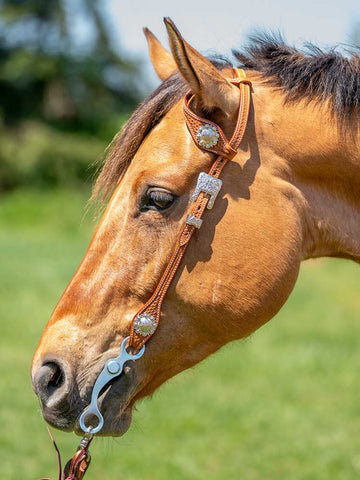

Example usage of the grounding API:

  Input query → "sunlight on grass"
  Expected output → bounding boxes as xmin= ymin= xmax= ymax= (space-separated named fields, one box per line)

xmin=0 ymin=189 xmax=359 ymax=480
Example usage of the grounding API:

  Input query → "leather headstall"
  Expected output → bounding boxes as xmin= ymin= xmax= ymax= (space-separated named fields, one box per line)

xmin=128 ymin=68 xmax=251 ymax=350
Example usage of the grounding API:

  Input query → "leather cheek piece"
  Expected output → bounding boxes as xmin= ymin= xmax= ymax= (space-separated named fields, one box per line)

xmin=128 ymin=68 xmax=251 ymax=350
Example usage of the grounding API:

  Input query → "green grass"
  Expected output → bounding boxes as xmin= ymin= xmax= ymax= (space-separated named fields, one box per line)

xmin=1 ymin=188 xmax=359 ymax=480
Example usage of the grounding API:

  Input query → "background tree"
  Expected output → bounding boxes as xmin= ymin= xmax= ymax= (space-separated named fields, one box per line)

xmin=0 ymin=0 xmax=144 ymax=191
xmin=0 ymin=0 xmax=143 ymax=133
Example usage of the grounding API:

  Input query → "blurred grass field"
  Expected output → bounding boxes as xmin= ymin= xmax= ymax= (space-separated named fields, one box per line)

xmin=1 ymin=188 xmax=360 ymax=480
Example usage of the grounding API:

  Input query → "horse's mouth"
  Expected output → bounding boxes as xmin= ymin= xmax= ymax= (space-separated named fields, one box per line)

xmin=36 ymin=361 xmax=142 ymax=437
xmin=74 ymin=377 xmax=133 ymax=436
xmin=73 ymin=365 xmax=145 ymax=437
xmin=74 ymin=401 xmax=134 ymax=437
xmin=34 ymin=341 xmax=163 ymax=437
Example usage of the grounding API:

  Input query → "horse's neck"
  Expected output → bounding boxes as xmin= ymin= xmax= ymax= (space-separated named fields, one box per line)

xmin=259 ymin=87 xmax=360 ymax=264
xmin=253 ymin=86 xmax=360 ymax=263
xmin=300 ymin=180 xmax=360 ymax=262
xmin=297 ymin=138 xmax=360 ymax=262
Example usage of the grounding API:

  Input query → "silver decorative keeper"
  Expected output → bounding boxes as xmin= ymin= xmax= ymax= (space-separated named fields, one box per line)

xmin=186 ymin=214 xmax=203 ymax=229
xmin=191 ymin=172 xmax=222 ymax=209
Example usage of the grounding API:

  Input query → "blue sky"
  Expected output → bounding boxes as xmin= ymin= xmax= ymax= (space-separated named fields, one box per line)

xmin=107 ymin=0 xmax=360 ymax=88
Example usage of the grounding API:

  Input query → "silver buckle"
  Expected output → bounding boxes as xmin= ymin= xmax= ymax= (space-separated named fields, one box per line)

xmin=191 ymin=172 xmax=222 ymax=209
xmin=186 ymin=214 xmax=203 ymax=229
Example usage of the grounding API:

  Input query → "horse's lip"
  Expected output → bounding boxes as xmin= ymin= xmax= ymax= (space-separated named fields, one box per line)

xmin=42 ymin=408 xmax=77 ymax=432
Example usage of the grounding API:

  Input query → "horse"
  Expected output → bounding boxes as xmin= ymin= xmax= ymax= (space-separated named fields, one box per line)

xmin=31 ymin=18 xmax=360 ymax=440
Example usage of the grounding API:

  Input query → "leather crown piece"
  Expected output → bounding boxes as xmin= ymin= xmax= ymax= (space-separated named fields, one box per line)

xmin=128 ymin=68 xmax=252 ymax=350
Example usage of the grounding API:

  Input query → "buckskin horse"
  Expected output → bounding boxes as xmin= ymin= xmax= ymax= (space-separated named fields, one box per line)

xmin=31 ymin=16 xmax=360 ymax=462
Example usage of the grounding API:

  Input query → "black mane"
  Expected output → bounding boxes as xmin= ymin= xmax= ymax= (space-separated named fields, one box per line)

xmin=233 ymin=32 xmax=360 ymax=120
xmin=93 ymin=33 xmax=360 ymax=201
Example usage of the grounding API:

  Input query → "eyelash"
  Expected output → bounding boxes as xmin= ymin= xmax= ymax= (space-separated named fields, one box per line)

xmin=141 ymin=189 xmax=175 ymax=211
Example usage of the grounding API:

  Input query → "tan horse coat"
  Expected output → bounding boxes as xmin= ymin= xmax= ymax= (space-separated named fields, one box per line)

xmin=32 ymin=19 xmax=360 ymax=436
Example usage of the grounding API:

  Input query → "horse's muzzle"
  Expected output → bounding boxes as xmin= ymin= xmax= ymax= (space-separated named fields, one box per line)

xmin=32 ymin=357 xmax=79 ymax=431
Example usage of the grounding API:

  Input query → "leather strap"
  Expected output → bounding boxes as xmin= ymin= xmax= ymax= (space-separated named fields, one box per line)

xmin=62 ymin=448 xmax=92 ymax=480
xmin=183 ymin=70 xmax=251 ymax=159
xmin=128 ymin=69 xmax=251 ymax=350
xmin=39 ymin=427 xmax=92 ymax=480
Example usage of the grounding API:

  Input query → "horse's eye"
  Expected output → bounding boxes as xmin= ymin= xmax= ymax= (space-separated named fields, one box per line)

xmin=142 ymin=189 xmax=175 ymax=211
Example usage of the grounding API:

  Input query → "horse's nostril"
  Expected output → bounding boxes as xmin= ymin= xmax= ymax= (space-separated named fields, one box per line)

xmin=47 ymin=363 xmax=64 ymax=392
xmin=35 ymin=361 xmax=66 ymax=405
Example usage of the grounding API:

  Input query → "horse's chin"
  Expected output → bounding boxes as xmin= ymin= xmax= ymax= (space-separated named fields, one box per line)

xmin=41 ymin=397 xmax=134 ymax=437
xmin=74 ymin=405 xmax=133 ymax=437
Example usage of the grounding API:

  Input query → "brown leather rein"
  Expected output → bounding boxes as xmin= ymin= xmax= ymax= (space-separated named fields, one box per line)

xmin=39 ymin=68 xmax=251 ymax=480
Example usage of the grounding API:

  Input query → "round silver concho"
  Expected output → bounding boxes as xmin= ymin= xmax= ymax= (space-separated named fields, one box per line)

xmin=133 ymin=313 xmax=157 ymax=337
xmin=196 ymin=124 xmax=220 ymax=148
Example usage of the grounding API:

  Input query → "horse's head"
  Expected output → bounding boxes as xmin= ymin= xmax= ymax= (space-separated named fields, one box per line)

xmin=32 ymin=19 xmax=304 ymax=436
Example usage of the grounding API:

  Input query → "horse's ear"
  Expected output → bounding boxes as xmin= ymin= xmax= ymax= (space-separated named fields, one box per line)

xmin=164 ymin=17 xmax=239 ymax=114
xmin=143 ymin=27 xmax=177 ymax=81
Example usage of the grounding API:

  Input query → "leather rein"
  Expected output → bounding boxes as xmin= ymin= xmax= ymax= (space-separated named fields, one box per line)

xmin=39 ymin=68 xmax=251 ymax=480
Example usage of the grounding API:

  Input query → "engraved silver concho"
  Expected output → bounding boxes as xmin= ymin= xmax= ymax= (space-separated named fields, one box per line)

xmin=133 ymin=313 xmax=157 ymax=336
xmin=196 ymin=124 xmax=219 ymax=148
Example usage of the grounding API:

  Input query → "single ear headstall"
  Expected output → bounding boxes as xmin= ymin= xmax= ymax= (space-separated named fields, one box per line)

xmin=40 ymin=69 xmax=251 ymax=480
